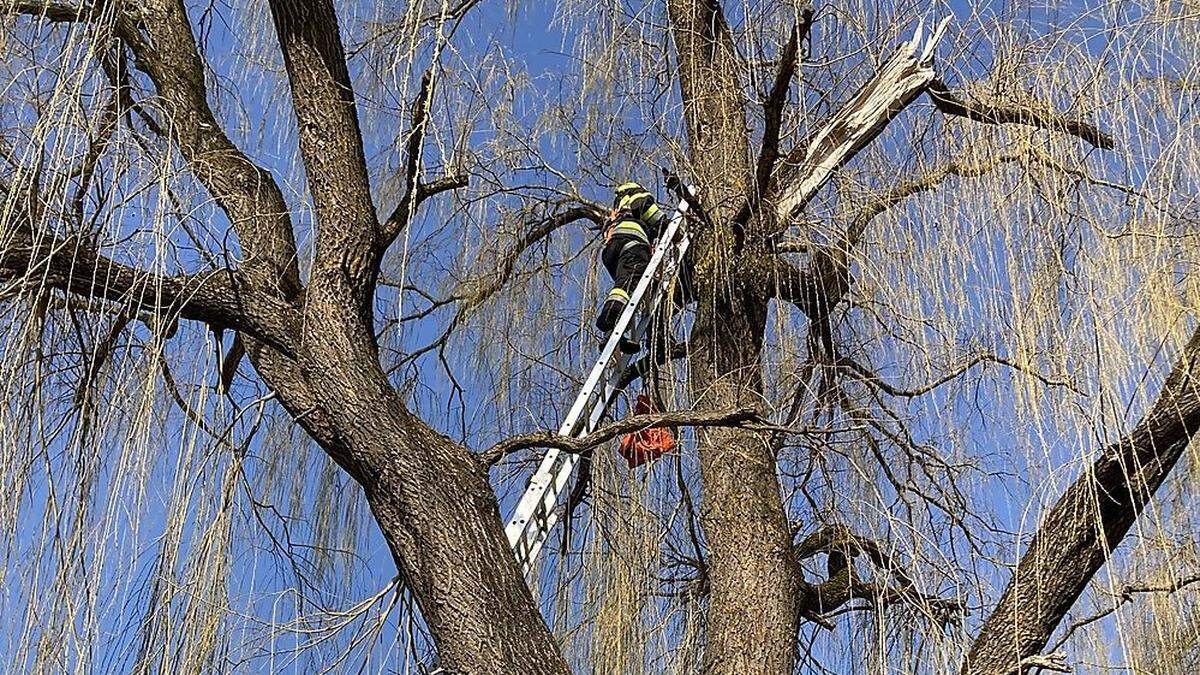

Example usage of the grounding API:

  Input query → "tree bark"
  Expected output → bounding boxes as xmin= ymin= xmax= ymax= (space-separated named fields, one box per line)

xmin=667 ymin=4 xmax=799 ymax=672
xmin=271 ymin=370 xmax=567 ymax=673
xmin=667 ymin=0 xmax=751 ymax=215
xmin=260 ymin=2 xmax=568 ymax=672
xmin=964 ymin=327 xmax=1200 ymax=675
xmin=690 ymin=287 xmax=802 ymax=674
xmin=123 ymin=0 xmax=302 ymax=299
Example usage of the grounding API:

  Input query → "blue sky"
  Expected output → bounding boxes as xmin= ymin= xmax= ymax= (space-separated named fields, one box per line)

xmin=3 ymin=0 xmax=1194 ymax=672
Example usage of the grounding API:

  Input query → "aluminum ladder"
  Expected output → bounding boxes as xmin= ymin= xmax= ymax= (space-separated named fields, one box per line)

xmin=503 ymin=185 xmax=694 ymax=575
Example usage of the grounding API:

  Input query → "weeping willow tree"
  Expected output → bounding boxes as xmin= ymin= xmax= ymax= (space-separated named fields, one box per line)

xmin=2 ymin=0 xmax=1200 ymax=673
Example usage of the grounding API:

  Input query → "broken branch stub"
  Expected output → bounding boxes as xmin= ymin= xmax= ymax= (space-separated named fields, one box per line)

xmin=775 ymin=18 xmax=951 ymax=222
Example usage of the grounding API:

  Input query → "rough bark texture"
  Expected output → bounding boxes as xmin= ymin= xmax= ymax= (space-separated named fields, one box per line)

xmin=121 ymin=0 xmax=302 ymax=299
xmin=690 ymin=289 xmax=802 ymax=674
xmin=667 ymin=0 xmax=751 ymax=214
xmin=964 ymin=327 xmax=1200 ymax=675
xmin=260 ymin=2 xmax=567 ymax=672
xmin=667 ymin=2 xmax=800 ymax=672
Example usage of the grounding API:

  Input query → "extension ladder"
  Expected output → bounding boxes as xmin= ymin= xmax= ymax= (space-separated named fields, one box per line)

xmin=503 ymin=185 xmax=694 ymax=575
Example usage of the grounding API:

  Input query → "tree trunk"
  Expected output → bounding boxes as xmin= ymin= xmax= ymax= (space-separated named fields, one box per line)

xmin=667 ymin=2 xmax=799 ymax=671
xmin=259 ymin=2 xmax=570 ymax=670
xmin=690 ymin=287 xmax=801 ymax=674
xmin=361 ymin=419 xmax=566 ymax=674
xmin=257 ymin=335 xmax=568 ymax=673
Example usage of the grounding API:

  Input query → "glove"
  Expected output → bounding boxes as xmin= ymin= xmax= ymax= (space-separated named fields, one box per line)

xmin=661 ymin=165 xmax=680 ymax=191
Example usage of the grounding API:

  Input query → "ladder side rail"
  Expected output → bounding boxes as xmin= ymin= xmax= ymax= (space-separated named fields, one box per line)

xmin=553 ymin=195 xmax=692 ymax=439
xmin=504 ymin=188 xmax=694 ymax=571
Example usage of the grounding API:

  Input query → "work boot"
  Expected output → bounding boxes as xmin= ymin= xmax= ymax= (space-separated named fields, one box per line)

xmin=617 ymin=335 xmax=641 ymax=354
xmin=599 ymin=327 xmax=641 ymax=354
xmin=595 ymin=298 xmax=626 ymax=332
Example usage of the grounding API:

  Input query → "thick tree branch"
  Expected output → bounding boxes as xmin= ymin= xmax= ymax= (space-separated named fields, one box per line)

xmin=928 ymin=79 xmax=1115 ymax=151
xmin=268 ymin=0 xmax=378 ymax=313
xmin=794 ymin=524 xmax=910 ymax=581
xmin=382 ymin=174 xmax=469 ymax=245
xmin=667 ymin=0 xmax=753 ymax=221
xmin=734 ymin=11 xmax=812 ymax=231
xmin=770 ymin=143 xmax=1009 ymax=320
xmin=118 ymin=0 xmax=302 ymax=299
xmin=6 ymin=1 xmax=89 ymax=23
xmin=480 ymin=407 xmax=762 ymax=467
xmin=965 ymin=326 xmax=1200 ymax=675
xmin=793 ymin=524 xmax=963 ymax=626
xmin=772 ymin=145 xmax=1124 ymax=324
xmin=753 ymin=14 xmax=808 ymax=199
xmin=773 ymin=20 xmax=950 ymax=225
xmin=769 ymin=254 xmax=847 ymax=321
xmin=0 ymin=230 xmax=300 ymax=354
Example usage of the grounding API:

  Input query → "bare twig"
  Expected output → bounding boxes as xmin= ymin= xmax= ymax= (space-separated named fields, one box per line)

xmin=1050 ymin=573 xmax=1200 ymax=651
xmin=382 ymin=71 xmax=469 ymax=243
xmin=837 ymin=353 xmax=1086 ymax=398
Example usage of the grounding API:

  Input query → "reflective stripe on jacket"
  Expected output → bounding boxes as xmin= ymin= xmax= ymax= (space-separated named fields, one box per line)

xmin=616 ymin=191 xmax=663 ymax=231
xmin=605 ymin=216 xmax=649 ymax=244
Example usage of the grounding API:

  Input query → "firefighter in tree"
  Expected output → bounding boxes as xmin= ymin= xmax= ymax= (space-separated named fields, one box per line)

xmin=594 ymin=181 xmax=667 ymax=344
xmin=595 ymin=180 xmax=684 ymax=467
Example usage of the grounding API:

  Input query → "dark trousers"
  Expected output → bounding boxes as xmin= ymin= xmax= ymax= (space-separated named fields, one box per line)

xmin=602 ymin=235 xmax=651 ymax=296
xmin=602 ymin=235 xmax=696 ymax=308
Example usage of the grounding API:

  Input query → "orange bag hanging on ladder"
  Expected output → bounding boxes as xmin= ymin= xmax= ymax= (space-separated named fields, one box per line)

xmin=618 ymin=394 xmax=676 ymax=469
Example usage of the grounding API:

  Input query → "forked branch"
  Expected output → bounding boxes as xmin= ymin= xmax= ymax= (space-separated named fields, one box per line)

xmin=734 ymin=11 xmax=812 ymax=231
xmin=793 ymin=524 xmax=963 ymax=626
xmin=114 ymin=0 xmax=303 ymax=298
xmin=755 ymin=10 xmax=810 ymax=196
